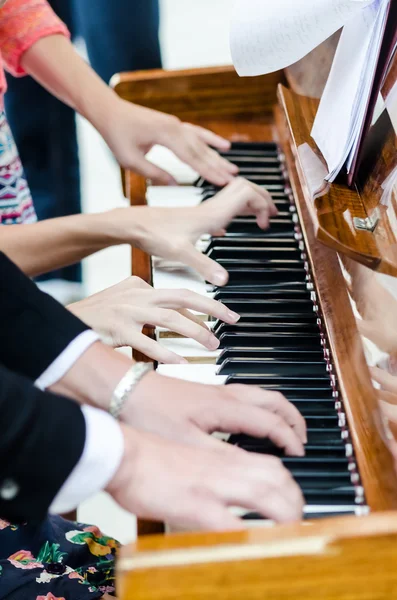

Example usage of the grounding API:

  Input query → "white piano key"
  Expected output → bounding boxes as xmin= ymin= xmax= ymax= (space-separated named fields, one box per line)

xmin=157 ymin=336 xmax=221 ymax=360
xmin=147 ymin=185 xmax=203 ymax=208
xmin=146 ymin=146 xmax=199 ymax=185
xmin=152 ymin=263 xmax=210 ymax=296
xmin=157 ymin=364 xmax=225 ymax=385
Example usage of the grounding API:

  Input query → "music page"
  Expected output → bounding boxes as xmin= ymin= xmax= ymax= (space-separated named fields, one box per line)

xmin=230 ymin=0 xmax=375 ymax=76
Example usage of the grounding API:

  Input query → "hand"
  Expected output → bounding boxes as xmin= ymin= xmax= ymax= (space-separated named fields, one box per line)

xmin=112 ymin=177 xmax=278 ymax=286
xmin=68 ymin=277 xmax=241 ymax=363
xmin=99 ymin=99 xmax=238 ymax=186
xmin=107 ymin=426 xmax=304 ymax=529
xmin=124 ymin=371 xmax=307 ymax=456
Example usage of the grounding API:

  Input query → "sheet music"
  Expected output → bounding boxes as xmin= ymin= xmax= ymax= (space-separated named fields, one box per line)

xmin=311 ymin=0 xmax=389 ymax=181
xmin=230 ymin=0 xmax=375 ymax=77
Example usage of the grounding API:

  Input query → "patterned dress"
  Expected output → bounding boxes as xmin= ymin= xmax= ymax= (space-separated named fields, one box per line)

xmin=0 ymin=2 xmax=118 ymax=598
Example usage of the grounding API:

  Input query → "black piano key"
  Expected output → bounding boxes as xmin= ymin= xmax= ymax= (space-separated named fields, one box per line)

xmin=214 ymin=322 xmax=319 ymax=337
xmin=217 ymin=313 xmax=317 ymax=325
xmin=217 ymin=348 xmax=325 ymax=363
xmin=218 ymin=332 xmax=323 ymax=350
xmin=228 ymin=142 xmax=278 ymax=151
xmin=213 ymin=289 xmax=311 ymax=301
xmin=241 ymin=509 xmax=358 ymax=521
xmin=218 ymin=268 xmax=307 ymax=287
xmin=215 ymin=259 xmax=302 ymax=270
xmin=205 ymin=237 xmax=300 ymax=253
xmin=217 ymin=299 xmax=314 ymax=313
xmin=216 ymin=359 xmax=328 ymax=377
xmin=226 ymin=219 xmax=293 ymax=235
xmin=302 ymin=489 xmax=356 ymax=504
xmin=207 ymin=247 xmax=303 ymax=261
xmin=205 ymin=184 xmax=286 ymax=195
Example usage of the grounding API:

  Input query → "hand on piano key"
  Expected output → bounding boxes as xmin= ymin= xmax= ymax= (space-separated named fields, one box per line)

xmin=102 ymin=101 xmax=239 ymax=186
xmin=68 ymin=276 xmax=242 ymax=363
xmin=108 ymin=425 xmax=305 ymax=529
xmin=115 ymin=178 xmax=277 ymax=286
xmin=122 ymin=371 xmax=307 ymax=456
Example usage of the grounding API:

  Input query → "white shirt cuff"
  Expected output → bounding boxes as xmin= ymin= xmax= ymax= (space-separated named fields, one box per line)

xmin=35 ymin=330 xmax=100 ymax=391
xmin=50 ymin=405 xmax=124 ymax=514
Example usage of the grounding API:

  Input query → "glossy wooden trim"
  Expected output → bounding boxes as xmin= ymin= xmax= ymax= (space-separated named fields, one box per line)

xmin=278 ymin=85 xmax=397 ymax=275
xmin=111 ymin=65 xmax=285 ymax=124
xmin=276 ymin=104 xmax=397 ymax=510
xmin=118 ymin=513 xmax=397 ymax=600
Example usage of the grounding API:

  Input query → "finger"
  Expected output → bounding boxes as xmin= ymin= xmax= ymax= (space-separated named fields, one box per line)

xmin=220 ymin=458 xmax=304 ymax=522
xmin=186 ymin=123 xmax=232 ymax=152
xmin=225 ymin=386 xmax=307 ymax=444
xmin=370 ymin=367 xmax=397 ymax=394
xmin=156 ymin=289 xmax=241 ymax=324
xmin=181 ymin=499 xmax=245 ymax=532
xmin=182 ymin=243 xmax=229 ymax=287
xmin=177 ymin=308 xmax=210 ymax=330
xmin=173 ymin=138 xmax=237 ymax=186
xmin=131 ymin=332 xmax=188 ymax=365
xmin=131 ymin=155 xmax=177 ymax=186
xmin=212 ymin=401 xmax=305 ymax=456
xmin=203 ymin=179 xmax=277 ymax=232
xmin=153 ymin=308 xmax=220 ymax=351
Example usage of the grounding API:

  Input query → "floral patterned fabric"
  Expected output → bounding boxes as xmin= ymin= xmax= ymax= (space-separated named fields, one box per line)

xmin=0 ymin=111 xmax=36 ymax=224
xmin=0 ymin=516 xmax=118 ymax=599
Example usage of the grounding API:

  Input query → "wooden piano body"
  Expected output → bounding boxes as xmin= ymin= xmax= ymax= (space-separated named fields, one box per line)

xmin=111 ymin=34 xmax=397 ymax=598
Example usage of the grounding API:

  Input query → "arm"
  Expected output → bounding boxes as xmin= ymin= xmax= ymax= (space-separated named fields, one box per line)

xmin=1 ymin=178 xmax=276 ymax=285
xmin=20 ymin=33 xmax=237 ymax=186
xmin=0 ymin=362 xmax=86 ymax=522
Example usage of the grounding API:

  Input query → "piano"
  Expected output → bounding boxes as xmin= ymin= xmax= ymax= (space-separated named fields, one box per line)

xmin=111 ymin=33 xmax=397 ymax=598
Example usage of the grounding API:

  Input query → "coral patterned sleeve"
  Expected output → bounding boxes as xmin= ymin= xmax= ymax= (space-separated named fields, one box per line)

xmin=0 ymin=0 xmax=69 ymax=77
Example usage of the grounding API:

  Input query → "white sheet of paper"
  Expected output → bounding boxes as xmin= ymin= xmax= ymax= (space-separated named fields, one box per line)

xmin=230 ymin=0 xmax=375 ymax=77
xmin=311 ymin=0 xmax=389 ymax=180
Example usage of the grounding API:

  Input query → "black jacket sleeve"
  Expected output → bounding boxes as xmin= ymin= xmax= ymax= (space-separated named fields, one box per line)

xmin=0 ymin=252 xmax=90 ymax=380
xmin=0 ymin=363 xmax=86 ymax=523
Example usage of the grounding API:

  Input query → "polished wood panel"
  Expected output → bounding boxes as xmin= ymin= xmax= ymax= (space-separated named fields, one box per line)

xmin=118 ymin=513 xmax=397 ymax=600
xmin=111 ymin=66 xmax=285 ymax=123
xmin=276 ymin=104 xmax=397 ymax=510
xmin=278 ymin=84 xmax=397 ymax=275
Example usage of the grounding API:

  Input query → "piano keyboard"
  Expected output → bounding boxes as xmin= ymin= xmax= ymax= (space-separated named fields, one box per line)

xmin=149 ymin=142 xmax=369 ymax=523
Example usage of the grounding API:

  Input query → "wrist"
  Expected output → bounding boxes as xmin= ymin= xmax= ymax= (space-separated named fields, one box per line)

xmin=100 ymin=206 xmax=148 ymax=247
xmin=50 ymin=342 xmax=133 ymax=410
xmin=105 ymin=422 xmax=140 ymax=498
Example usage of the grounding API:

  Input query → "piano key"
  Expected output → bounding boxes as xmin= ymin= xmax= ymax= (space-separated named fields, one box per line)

xmin=206 ymin=247 xmax=303 ymax=261
xmin=218 ymin=332 xmax=324 ymax=350
xmin=217 ymin=268 xmax=307 ymax=286
xmin=214 ymin=322 xmax=320 ymax=337
xmin=147 ymin=185 xmax=203 ymax=208
xmin=216 ymin=359 xmax=328 ymax=376
xmin=217 ymin=348 xmax=325 ymax=363
xmin=196 ymin=174 xmax=285 ymax=188
xmin=226 ymin=219 xmax=294 ymax=235
xmin=228 ymin=142 xmax=279 ymax=151
xmin=205 ymin=238 xmax=301 ymax=253
xmin=216 ymin=299 xmax=314 ymax=313
xmin=213 ymin=288 xmax=311 ymax=301
xmin=216 ymin=313 xmax=318 ymax=325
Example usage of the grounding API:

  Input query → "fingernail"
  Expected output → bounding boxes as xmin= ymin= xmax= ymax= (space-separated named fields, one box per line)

xmin=178 ymin=357 xmax=189 ymax=364
xmin=227 ymin=310 xmax=241 ymax=323
xmin=207 ymin=336 xmax=220 ymax=350
xmin=213 ymin=271 xmax=228 ymax=286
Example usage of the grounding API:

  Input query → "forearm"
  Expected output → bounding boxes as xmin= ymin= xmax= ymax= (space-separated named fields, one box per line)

xmin=0 ymin=212 xmax=121 ymax=277
xmin=20 ymin=34 xmax=120 ymax=133
xmin=49 ymin=341 xmax=136 ymax=410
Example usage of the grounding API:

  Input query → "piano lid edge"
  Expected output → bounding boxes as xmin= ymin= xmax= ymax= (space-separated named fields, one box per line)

xmin=277 ymin=85 xmax=397 ymax=277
